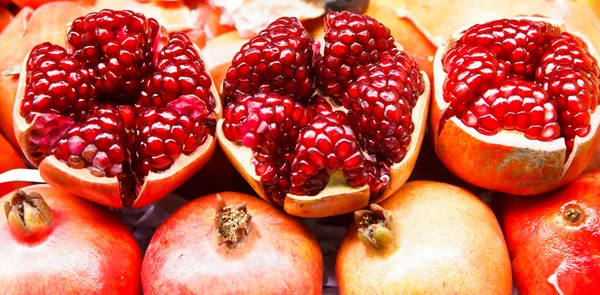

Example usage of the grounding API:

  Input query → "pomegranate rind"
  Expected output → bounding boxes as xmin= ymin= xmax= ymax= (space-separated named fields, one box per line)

xmin=216 ymin=69 xmax=430 ymax=218
xmin=14 ymin=34 xmax=223 ymax=208
xmin=431 ymin=17 xmax=600 ymax=196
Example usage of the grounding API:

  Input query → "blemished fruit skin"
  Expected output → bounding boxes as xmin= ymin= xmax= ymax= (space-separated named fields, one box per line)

xmin=495 ymin=172 xmax=600 ymax=295
xmin=336 ymin=180 xmax=512 ymax=295
xmin=141 ymin=191 xmax=323 ymax=295
xmin=0 ymin=185 xmax=142 ymax=294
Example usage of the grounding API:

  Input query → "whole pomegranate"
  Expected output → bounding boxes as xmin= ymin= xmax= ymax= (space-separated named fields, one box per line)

xmin=336 ymin=180 xmax=512 ymax=294
xmin=0 ymin=185 xmax=142 ymax=294
xmin=217 ymin=12 xmax=430 ymax=218
xmin=13 ymin=9 xmax=222 ymax=208
xmin=431 ymin=17 xmax=600 ymax=195
xmin=495 ymin=172 xmax=600 ymax=295
xmin=141 ymin=191 xmax=323 ymax=294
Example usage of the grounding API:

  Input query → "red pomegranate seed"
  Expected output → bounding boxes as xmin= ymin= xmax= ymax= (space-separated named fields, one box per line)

xmin=222 ymin=17 xmax=315 ymax=105
xmin=316 ymin=11 xmax=399 ymax=101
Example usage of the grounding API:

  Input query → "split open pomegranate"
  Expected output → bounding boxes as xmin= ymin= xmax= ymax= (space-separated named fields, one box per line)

xmin=431 ymin=17 xmax=600 ymax=195
xmin=13 ymin=9 xmax=222 ymax=208
xmin=216 ymin=11 xmax=430 ymax=217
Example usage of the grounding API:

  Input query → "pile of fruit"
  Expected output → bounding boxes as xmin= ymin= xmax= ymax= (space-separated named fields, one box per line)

xmin=0 ymin=0 xmax=599 ymax=294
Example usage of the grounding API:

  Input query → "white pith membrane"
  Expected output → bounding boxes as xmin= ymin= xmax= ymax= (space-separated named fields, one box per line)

xmin=217 ymin=42 xmax=431 ymax=218
xmin=431 ymin=16 xmax=600 ymax=195
xmin=13 ymin=33 xmax=223 ymax=209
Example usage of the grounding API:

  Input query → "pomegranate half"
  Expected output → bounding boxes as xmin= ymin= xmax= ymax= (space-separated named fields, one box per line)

xmin=13 ymin=9 xmax=222 ymax=208
xmin=431 ymin=17 xmax=600 ymax=195
xmin=495 ymin=172 xmax=600 ymax=294
xmin=141 ymin=191 xmax=323 ymax=294
xmin=0 ymin=185 xmax=142 ymax=294
xmin=336 ymin=180 xmax=512 ymax=294
xmin=216 ymin=12 xmax=430 ymax=218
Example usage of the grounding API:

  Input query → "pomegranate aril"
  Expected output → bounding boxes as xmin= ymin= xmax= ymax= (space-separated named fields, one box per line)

xmin=344 ymin=52 xmax=423 ymax=164
xmin=290 ymin=112 xmax=368 ymax=196
xmin=22 ymin=43 xmax=96 ymax=122
xmin=458 ymin=19 xmax=560 ymax=79
xmin=67 ymin=9 xmax=160 ymax=98
xmin=222 ymin=17 xmax=314 ymax=105
xmin=316 ymin=11 xmax=399 ymax=101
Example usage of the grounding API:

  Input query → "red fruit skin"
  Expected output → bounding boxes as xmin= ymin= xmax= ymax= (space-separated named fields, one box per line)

xmin=0 ymin=134 xmax=30 ymax=196
xmin=495 ymin=172 xmax=600 ymax=295
xmin=0 ymin=185 xmax=142 ymax=294
xmin=584 ymin=145 xmax=600 ymax=173
xmin=142 ymin=191 xmax=323 ymax=295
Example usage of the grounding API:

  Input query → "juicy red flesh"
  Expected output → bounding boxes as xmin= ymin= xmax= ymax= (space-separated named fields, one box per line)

xmin=459 ymin=19 xmax=560 ymax=79
xmin=443 ymin=19 xmax=600 ymax=150
xmin=345 ymin=52 xmax=423 ymax=163
xmin=21 ymin=11 xmax=216 ymax=207
xmin=21 ymin=43 xmax=96 ymax=123
xmin=67 ymin=9 xmax=161 ymax=98
xmin=316 ymin=11 xmax=399 ymax=101
xmin=290 ymin=111 xmax=367 ymax=195
xmin=222 ymin=17 xmax=314 ymax=105
xmin=222 ymin=12 xmax=423 ymax=202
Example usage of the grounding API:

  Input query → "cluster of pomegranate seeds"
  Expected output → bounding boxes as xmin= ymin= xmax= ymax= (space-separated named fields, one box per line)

xmin=222 ymin=12 xmax=424 ymax=202
xmin=345 ymin=52 xmax=423 ymax=163
xmin=67 ymin=9 xmax=161 ymax=98
xmin=290 ymin=111 xmax=367 ymax=195
xmin=21 ymin=43 xmax=96 ymax=123
xmin=20 ymin=10 xmax=216 ymax=205
xmin=222 ymin=17 xmax=314 ymax=106
xmin=315 ymin=11 xmax=399 ymax=101
xmin=443 ymin=18 xmax=600 ymax=150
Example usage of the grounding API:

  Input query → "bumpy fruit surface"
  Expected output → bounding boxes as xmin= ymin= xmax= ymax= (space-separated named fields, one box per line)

xmin=218 ymin=13 xmax=430 ymax=217
xmin=431 ymin=17 xmax=600 ymax=195
xmin=14 ymin=10 xmax=222 ymax=208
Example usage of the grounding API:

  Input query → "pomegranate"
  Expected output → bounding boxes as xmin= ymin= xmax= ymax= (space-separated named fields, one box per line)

xmin=141 ymin=191 xmax=323 ymax=294
xmin=0 ymin=2 xmax=92 ymax=149
xmin=495 ymin=172 xmax=600 ymax=294
xmin=13 ymin=9 xmax=222 ymax=208
xmin=217 ymin=12 xmax=430 ymax=218
xmin=0 ymin=134 xmax=30 ymax=196
xmin=336 ymin=180 xmax=512 ymax=294
xmin=431 ymin=17 xmax=600 ymax=195
xmin=584 ymin=144 xmax=600 ymax=173
xmin=12 ymin=0 xmax=95 ymax=9
xmin=0 ymin=6 xmax=11 ymax=33
xmin=0 ymin=185 xmax=142 ymax=294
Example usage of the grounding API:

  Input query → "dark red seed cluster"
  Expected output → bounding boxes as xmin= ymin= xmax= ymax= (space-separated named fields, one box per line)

xmin=222 ymin=17 xmax=314 ymax=105
xmin=315 ymin=11 xmax=399 ymax=100
xmin=67 ymin=9 xmax=161 ymax=98
xmin=222 ymin=13 xmax=425 ymax=202
xmin=21 ymin=10 xmax=216 ymax=201
xmin=139 ymin=33 xmax=215 ymax=110
xmin=22 ymin=42 xmax=96 ymax=122
xmin=345 ymin=52 xmax=423 ymax=163
xmin=443 ymin=19 xmax=600 ymax=149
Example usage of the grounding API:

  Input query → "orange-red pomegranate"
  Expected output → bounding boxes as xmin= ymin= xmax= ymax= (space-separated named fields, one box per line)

xmin=141 ymin=191 xmax=323 ymax=294
xmin=13 ymin=9 xmax=222 ymax=208
xmin=0 ymin=185 xmax=142 ymax=294
xmin=217 ymin=12 xmax=431 ymax=218
xmin=0 ymin=134 xmax=29 ymax=196
xmin=431 ymin=17 xmax=600 ymax=195
xmin=336 ymin=180 xmax=512 ymax=294
xmin=495 ymin=172 xmax=600 ymax=295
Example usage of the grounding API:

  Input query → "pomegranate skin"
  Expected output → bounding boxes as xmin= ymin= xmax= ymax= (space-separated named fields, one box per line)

xmin=0 ymin=185 xmax=142 ymax=294
xmin=495 ymin=172 xmax=600 ymax=295
xmin=336 ymin=181 xmax=512 ymax=295
xmin=142 ymin=191 xmax=323 ymax=295
xmin=0 ymin=134 xmax=29 ymax=196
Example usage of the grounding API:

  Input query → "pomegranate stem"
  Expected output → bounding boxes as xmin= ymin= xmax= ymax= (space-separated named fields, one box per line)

xmin=4 ymin=190 xmax=54 ymax=236
xmin=355 ymin=203 xmax=396 ymax=250
xmin=214 ymin=194 xmax=252 ymax=247
xmin=564 ymin=206 xmax=584 ymax=224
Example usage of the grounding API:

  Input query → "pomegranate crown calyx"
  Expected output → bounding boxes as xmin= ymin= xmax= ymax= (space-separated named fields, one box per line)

xmin=4 ymin=190 xmax=54 ymax=235
xmin=214 ymin=194 xmax=252 ymax=247
xmin=355 ymin=203 xmax=396 ymax=250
